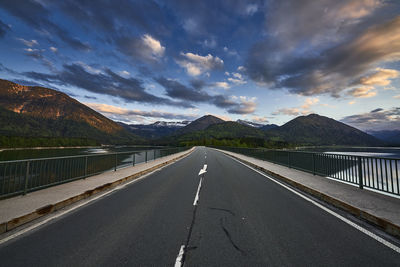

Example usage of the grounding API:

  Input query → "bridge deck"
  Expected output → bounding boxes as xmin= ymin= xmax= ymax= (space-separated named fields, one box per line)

xmin=215 ymin=148 xmax=400 ymax=237
xmin=0 ymin=148 xmax=194 ymax=232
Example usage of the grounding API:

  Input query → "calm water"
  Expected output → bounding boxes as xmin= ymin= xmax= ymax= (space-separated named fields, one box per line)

xmin=299 ymin=147 xmax=400 ymax=159
xmin=0 ymin=146 xmax=163 ymax=161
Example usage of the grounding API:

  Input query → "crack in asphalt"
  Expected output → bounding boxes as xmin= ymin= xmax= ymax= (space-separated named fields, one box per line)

xmin=208 ymin=207 xmax=236 ymax=216
xmin=219 ymin=217 xmax=247 ymax=256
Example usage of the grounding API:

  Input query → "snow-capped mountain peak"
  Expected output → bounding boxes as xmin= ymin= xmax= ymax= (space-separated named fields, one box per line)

xmin=151 ymin=120 xmax=191 ymax=128
xmin=236 ymin=119 xmax=265 ymax=128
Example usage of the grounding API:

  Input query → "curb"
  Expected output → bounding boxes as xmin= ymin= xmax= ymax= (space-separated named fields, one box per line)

xmin=218 ymin=150 xmax=400 ymax=239
xmin=0 ymin=148 xmax=194 ymax=234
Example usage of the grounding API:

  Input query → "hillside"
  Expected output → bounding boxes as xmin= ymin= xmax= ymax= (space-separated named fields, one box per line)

xmin=176 ymin=115 xmax=224 ymax=134
xmin=178 ymin=121 xmax=265 ymax=140
xmin=260 ymin=124 xmax=279 ymax=131
xmin=0 ymin=79 xmax=142 ymax=145
xmin=367 ymin=130 xmax=400 ymax=145
xmin=265 ymin=114 xmax=382 ymax=146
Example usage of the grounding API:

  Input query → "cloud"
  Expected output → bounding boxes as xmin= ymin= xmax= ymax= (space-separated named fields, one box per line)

xmin=155 ymin=77 xmax=257 ymax=114
xmin=17 ymin=38 xmax=38 ymax=47
xmin=394 ymin=94 xmax=400 ymax=99
xmin=141 ymin=34 xmax=165 ymax=58
xmin=358 ymin=68 xmax=399 ymax=86
xmin=223 ymin=46 xmax=239 ymax=57
xmin=347 ymin=86 xmax=377 ymax=98
xmin=0 ymin=0 xmax=90 ymax=51
xmin=273 ymin=97 xmax=319 ymax=116
xmin=23 ymin=48 xmax=55 ymax=71
xmin=85 ymin=103 xmax=198 ymax=121
xmin=245 ymin=1 xmax=400 ymax=97
xmin=252 ymin=116 xmax=268 ymax=123
xmin=203 ymin=38 xmax=217 ymax=48
xmin=23 ymin=63 xmax=191 ymax=107
xmin=245 ymin=4 xmax=258 ymax=16
xmin=226 ymin=72 xmax=246 ymax=85
xmin=213 ymin=82 xmax=230 ymax=89
xmin=176 ymin=52 xmax=223 ymax=76
xmin=213 ymin=95 xmax=257 ymax=114
xmin=341 ymin=107 xmax=400 ymax=130
xmin=117 ymin=34 xmax=165 ymax=64
xmin=50 ymin=47 xmax=58 ymax=53
xmin=0 ymin=19 xmax=10 ymax=38
xmin=118 ymin=70 xmax=130 ymax=77
xmin=58 ymin=0 xmax=172 ymax=37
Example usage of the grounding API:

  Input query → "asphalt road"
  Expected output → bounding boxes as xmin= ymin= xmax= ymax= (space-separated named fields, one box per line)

xmin=0 ymin=147 xmax=399 ymax=266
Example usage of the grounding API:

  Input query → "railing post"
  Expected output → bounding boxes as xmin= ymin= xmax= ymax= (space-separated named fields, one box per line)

xmin=114 ymin=154 xmax=117 ymax=171
xmin=154 ymin=149 xmax=155 ymax=161
xmin=288 ymin=152 xmax=291 ymax=168
xmin=132 ymin=153 xmax=135 ymax=166
xmin=312 ymin=153 xmax=316 ymax=175
xmin=145 ymin=151 xmax=148 ymax=163
xmin=84 ymin=156 xmax=88 ymax=178
xmin=23 ymin=161 xmax=30 ymax=195
xmin=358 ymin=156 xmax=363 ymax=189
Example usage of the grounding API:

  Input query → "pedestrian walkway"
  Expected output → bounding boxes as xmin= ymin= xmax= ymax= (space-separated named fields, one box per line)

xmin=214 ymin=148 xmax=400 ymax=238
xmin=0 ymin=148 xmax=194 ymax=233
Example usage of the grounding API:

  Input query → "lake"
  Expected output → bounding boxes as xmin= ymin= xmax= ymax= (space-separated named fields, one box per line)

xmin=298 ymin=146 xmax=400 ymax=159
xmin=0 ymin=146 xmax=164 ymax=161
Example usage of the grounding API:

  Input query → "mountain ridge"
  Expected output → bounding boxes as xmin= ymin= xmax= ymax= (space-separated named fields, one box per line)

xmin=0 ymin=79 xmax=141 ymax=145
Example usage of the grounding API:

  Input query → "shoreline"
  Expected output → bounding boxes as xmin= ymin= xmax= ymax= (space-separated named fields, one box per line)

xmin=0 ymin=144 xmax=167 ymax=152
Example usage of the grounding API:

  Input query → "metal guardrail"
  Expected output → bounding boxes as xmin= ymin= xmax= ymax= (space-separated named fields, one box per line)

xmin=0 ymin=147 xmax=190 ymax=199
xmin=212 ymin=147 xmax=400 ymax=197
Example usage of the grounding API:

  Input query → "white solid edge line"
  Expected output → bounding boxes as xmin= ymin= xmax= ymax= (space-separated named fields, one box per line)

xmin=0 ymin=156 xmax=186 ymax=246
xmin=227 ymin=154 xmax=400 ymax=254
xmin=174 ymin=245 xmax=185 ymax=267
xmin=193 ymin=177 xmax=203 ymax=206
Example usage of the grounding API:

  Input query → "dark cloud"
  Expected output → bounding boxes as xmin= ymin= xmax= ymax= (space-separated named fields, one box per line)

xmin=371 ymin=108 xmax=383 ymax=113
xmin=245 ymin=0 xmax=400 ymax=97
xmin=84 ymin=95 xmax=97 ymax=100
xmin=0 ymin=63 xmax=19 ymax=76
xmin=116 ymin=35 xmax=165 ymax=65
xmin=0 ymin=19 xmax=10 ymax=38
xmin=58 ymin=0 xmax=173 ymax=38
xmin=156 ymin=77 xmax=210 ymax=102
xmin=341 ymin=107 xmax=400 ymax=131
xmin=23 ymin=49 xmax=55 ymax=71
xmin=170 ymin=0 xmax=264 ymax=35
xmin=155 ymin=77 xmax=256 ymax=114
xmin=23 ymin=63 xmax=190 ymax=107
xmin=85 ymin=103 xmax=197 ymax=122
xmin=0 ymin=0 xmax=90 ymax=51
xmin=190 ymin=79 xmax=207 ymax=90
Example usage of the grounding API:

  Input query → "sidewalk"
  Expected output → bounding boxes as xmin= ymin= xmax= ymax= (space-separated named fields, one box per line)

xmin=0 ymin=148 xmax=194 ymax=234
xmin=215 ymin=149 xmax=400 ymax=238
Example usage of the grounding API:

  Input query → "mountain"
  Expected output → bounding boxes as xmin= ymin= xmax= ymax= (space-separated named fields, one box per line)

xmin=265 ymin=114 xmax=382 ymax=146
xmin=0 ymin=79 xmax=141 ymax=145
xmin=260 ymin=124 xmax=279 ymax=131
xmin=176 ymin=115 xmax=224 ymax=134
xmin=367 ymin=130 xmax=400 ymax=145
xmin=152 ymin=121 xmax=191 ymax=127
xmin=162 ymin=120 xmax=269 ymax=147
xmin=178 ymin=121 xmax=265 ymax=140
xmin=236 ymin=119 xmax=265 ymax=128
xmin=120 ymin=120 xmax=190 ymax=139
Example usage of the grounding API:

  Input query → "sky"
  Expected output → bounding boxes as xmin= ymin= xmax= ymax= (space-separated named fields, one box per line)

xmin=0 ymin=0 xmax=400 ymax=131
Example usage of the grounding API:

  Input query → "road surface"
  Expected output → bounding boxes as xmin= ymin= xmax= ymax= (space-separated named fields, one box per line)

xmin=0 ymin=147 xmax=399 ymax=266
